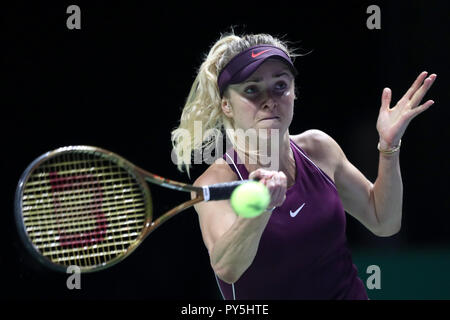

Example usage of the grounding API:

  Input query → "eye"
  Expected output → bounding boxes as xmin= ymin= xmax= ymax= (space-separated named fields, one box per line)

xmin=275 ymin=81 xmax=288 ymax=91
xmin=244 ymin=85 xmax=258 ymax=95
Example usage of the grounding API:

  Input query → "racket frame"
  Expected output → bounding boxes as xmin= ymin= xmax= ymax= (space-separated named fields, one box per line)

xmin=16 ymin=146 xmax=155 ymax=272
xmin=15 ymin=146 xmax=243 ymax=273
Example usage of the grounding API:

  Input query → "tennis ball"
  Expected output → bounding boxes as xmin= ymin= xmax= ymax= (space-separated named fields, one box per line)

xmin=230 ymin=181 xmax=270 ymax=218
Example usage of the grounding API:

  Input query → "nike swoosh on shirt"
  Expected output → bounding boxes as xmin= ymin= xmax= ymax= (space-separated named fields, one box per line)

xmin=251 ymin=49 xmax=271 ymax=58
xmin=290 ymin=203 xmax=306 ymax=217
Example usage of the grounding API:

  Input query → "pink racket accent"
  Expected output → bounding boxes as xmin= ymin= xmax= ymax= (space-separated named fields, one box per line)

xmin=49 ymin=172 xmax=108 ymax=247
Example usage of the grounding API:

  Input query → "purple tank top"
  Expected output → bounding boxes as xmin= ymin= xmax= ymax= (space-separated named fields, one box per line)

xmin=216 ymin=139 xmax=368 ymax=300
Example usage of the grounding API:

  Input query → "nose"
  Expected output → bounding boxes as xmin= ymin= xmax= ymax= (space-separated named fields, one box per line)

xmin=261 ymin=88 xmax=276 ymax=110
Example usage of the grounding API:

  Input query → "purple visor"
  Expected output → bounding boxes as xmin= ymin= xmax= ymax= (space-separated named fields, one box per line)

xmin=217 ymin=44 xmax=297 ymax=97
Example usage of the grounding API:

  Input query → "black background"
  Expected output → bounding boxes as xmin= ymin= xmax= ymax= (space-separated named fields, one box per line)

xmin=1 ymin=1 xmax=449 ymax=301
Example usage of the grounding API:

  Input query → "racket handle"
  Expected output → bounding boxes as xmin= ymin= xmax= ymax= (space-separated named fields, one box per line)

xmin=203 ymin=180 xmax=251 ymax=201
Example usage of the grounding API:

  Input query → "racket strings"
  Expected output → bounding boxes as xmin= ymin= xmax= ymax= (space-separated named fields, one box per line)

xmin=21 ymin=151 xmax=149 ymax=269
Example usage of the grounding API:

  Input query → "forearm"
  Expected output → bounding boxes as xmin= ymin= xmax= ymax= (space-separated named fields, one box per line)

xmin=210 ymin=210 xmax=272 ymax=283
xmin=372 ymin=151 xmax=403 ymax=235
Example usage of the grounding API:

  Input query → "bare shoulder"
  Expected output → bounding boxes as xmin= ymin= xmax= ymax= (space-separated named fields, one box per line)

xmin=193 ymin=158 xmax=238 ymax=187
xmin=291 ymin=129 xmax=345 ymax=178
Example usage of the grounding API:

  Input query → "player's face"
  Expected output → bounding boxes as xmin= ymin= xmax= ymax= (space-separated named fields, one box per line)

xmin=224 ymin=59 xmax=296 ymax=134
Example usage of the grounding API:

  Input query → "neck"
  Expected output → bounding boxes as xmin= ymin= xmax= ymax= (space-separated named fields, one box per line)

xmin=234 ymin=129 xmax=294 ymax=175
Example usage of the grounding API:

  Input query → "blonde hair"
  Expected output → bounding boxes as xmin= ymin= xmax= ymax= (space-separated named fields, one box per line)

xmin=171 ymin=31 xmax=300 ymax=177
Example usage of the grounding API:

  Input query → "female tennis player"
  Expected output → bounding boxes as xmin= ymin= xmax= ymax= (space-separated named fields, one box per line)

xmin=171 ymin=32 xmax=437 ymax=299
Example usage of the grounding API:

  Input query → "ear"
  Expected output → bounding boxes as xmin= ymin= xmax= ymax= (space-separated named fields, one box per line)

xmin=221 ymin=98 xmax=233 ymax=118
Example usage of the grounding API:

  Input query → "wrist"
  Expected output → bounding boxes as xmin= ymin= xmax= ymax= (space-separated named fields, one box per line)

xmin=378 ymin=139 xmax=401 ymax=155
xmin=378 ymin=137 xmax=401 ymax=150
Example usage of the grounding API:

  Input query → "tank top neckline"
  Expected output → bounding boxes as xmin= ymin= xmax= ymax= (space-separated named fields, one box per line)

xmin=226 ymin=138 xmax=303 ymax=194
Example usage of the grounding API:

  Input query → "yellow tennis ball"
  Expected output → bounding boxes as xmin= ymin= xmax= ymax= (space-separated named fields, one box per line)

xmin=230 ymin=181 xmax=270 ymax=218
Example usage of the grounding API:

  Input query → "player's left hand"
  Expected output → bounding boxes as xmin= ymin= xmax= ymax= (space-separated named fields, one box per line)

xmin=376 ymin=71 xmax=437 ymax=149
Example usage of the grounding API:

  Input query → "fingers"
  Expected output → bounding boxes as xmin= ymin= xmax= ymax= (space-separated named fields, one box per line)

xmin=381 ymin=87 xmax=392 ymax=111
xmin=249 ymin=168 xmax=275 ymax=181
xmin=410 ymin=99 xmax=435 ymax=120
xmin=409 ymin=74 xmax=437 ymax=108
xmin=401 ymin=71 xmax=429 ymax=101
xmin=250 ymin=170 xmax=287 ymax=209
xmin=266 ymin=174 xmax=282 ymax=204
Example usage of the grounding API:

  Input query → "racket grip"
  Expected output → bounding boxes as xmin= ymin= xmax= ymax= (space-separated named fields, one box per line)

xmin=203 ymin=180 xmax=251 ymax=201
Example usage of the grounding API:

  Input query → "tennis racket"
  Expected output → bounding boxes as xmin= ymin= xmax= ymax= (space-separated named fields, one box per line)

xmin=15 ymin=145 xmax=252 ymax=273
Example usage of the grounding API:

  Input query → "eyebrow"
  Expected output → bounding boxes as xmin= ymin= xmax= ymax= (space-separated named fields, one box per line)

xmin=243 ymin=71 xmax=291 ymax=83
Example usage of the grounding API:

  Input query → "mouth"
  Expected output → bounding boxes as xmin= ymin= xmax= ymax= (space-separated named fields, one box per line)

xmin=259 ymin=116 xmax=280 ymax=121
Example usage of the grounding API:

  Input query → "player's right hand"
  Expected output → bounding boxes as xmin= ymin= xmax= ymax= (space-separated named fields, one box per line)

xmin=249 ymin=168 xmax=287 ymax=210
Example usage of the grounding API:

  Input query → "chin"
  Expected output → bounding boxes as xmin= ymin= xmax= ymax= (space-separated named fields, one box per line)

xmin=255 ymin=126 xmax=284 ymax=138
